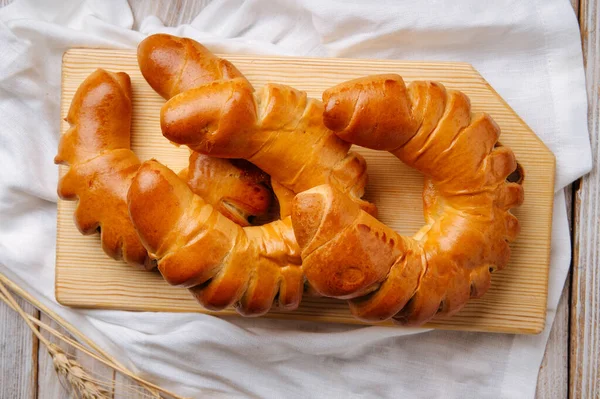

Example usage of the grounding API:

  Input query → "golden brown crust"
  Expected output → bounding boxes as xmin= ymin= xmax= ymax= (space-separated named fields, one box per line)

xmin=184 ymin=153 xmax=272 ymax=227
xmin=292 ymin=74 xmax=524 ymax=326
xmin=154 ymin=38 xmax=375 ymax=214
xmin=55 ymin=69 xmax=152 ymax=269
xmin=271 ymin=180 xmax=296 ymax=218
xmin=138 ymin=35 xmax=275 ymax=226
xmin=135 ymin=34 xmax=380 ymax=314
xmin=128 ymin=160 xmax=303 ymax=316
xmin=55 ymin=66 xmax=273 ymax=271
xmin=136 ymin=35 xmax=305 ymax=315
xmin=137 ymin=33 xmax=249 ymax=99
xmin=322 ymin=74 xmax=419 ymax=150
xmin=161 ymin=78 xmax=260 ymax=158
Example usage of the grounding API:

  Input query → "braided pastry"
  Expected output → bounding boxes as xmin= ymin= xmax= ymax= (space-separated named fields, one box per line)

xmin=55 ymin=69 xmax=152 ymax=269
xmin=153 ymin=34 xmax=375 ymax=217
xmin=129 ymin=34 xmax=379 ymax=315
xmin=137 ymin=33 xmax=249 ymax=100
xmin=292 ymin=75 xmax=524 ymax=326
xmin=179 ymin=153 xmax=273 ymax=227
xmin=132 ymin=35 xmax=306 ymax=314
xmin=138 ymin=34 xmax=273 ymax=226
xmin=128 ymin=159 xmax=302 ymax=315
xmin=56 ymin=69 xmax=276 ymax=271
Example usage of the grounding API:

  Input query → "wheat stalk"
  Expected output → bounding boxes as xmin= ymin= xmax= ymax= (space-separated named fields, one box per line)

xmin=0 ymin=276 xmax=181 ymax=399
xmin=49 ymin=343 xmax=112 ymax=399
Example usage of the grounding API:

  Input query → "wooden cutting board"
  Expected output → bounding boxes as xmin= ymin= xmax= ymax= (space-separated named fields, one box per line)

xmin=56 ymin=48 xmax=555 ymax=334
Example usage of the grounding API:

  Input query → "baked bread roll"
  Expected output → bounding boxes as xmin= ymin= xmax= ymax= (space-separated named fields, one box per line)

xmin=134 ymin=35 xmax=306 ymax=314
xmin=292 ymin=75 xmax=524 ymax=326
xmin=137 ymin=33 xmax=249 ymax=100
xmin=55 ymin=69 xmax=152 ymax=269
xmin=138 ymin=34 xmax=273 ymax=226
xmin=147 ymin=34 xmax=375 ymax=217
xmin=128 ymin=160 xmax=303 ymax=315
xmin=56 ymin=69 xmax=276 ymax=272
xmin=180 ymin=153 xmax=273 ymax=226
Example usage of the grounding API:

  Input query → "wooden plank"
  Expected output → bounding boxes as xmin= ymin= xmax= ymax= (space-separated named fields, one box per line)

xmin=570 ymin=0 xmax=600 ymax=396
xmin=536 ymin=184 xmax=574 ymax=398
xmin=37 ymin=313 xmax=116 ymax=399
xmin=536 ymin=275 xmax=570 ymax=398
xmin=128 ymin=0 xmax=212 ymax=30
xmin=55 ymin=49 xmax=555 ymax=334
xmin=0 ymin=297 xmax=38 ymax=399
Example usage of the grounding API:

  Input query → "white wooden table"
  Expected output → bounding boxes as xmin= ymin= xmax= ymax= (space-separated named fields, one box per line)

xmin=1 ymin=0 xmax=598 ymax=397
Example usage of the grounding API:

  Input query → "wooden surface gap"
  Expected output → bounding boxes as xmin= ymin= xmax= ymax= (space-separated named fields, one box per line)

xmin=566 ymin=183 xmax=577 ymax=399
xmin=32 ymin=309 xmax=39 ymax=399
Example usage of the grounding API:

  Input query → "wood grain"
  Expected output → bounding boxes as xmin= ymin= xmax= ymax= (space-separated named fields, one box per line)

xmin=536 ymin=184 xmax=574 ymax=398
xmin=0 ymin=297 xmax=38 ymax=399
xmin=55 ymin=49 xmax=555 ymax=334
xmin=536 ymin=277 xmax=570 ymax=398
xmin=128 ymin=0 xmax=212 ymax=30
xmin=570 ymin=0 xmax=600 ymax=397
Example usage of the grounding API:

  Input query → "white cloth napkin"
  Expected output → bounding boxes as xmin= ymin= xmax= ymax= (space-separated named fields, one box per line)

xmin=0 ymin=0 xmax=591 ymax=397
